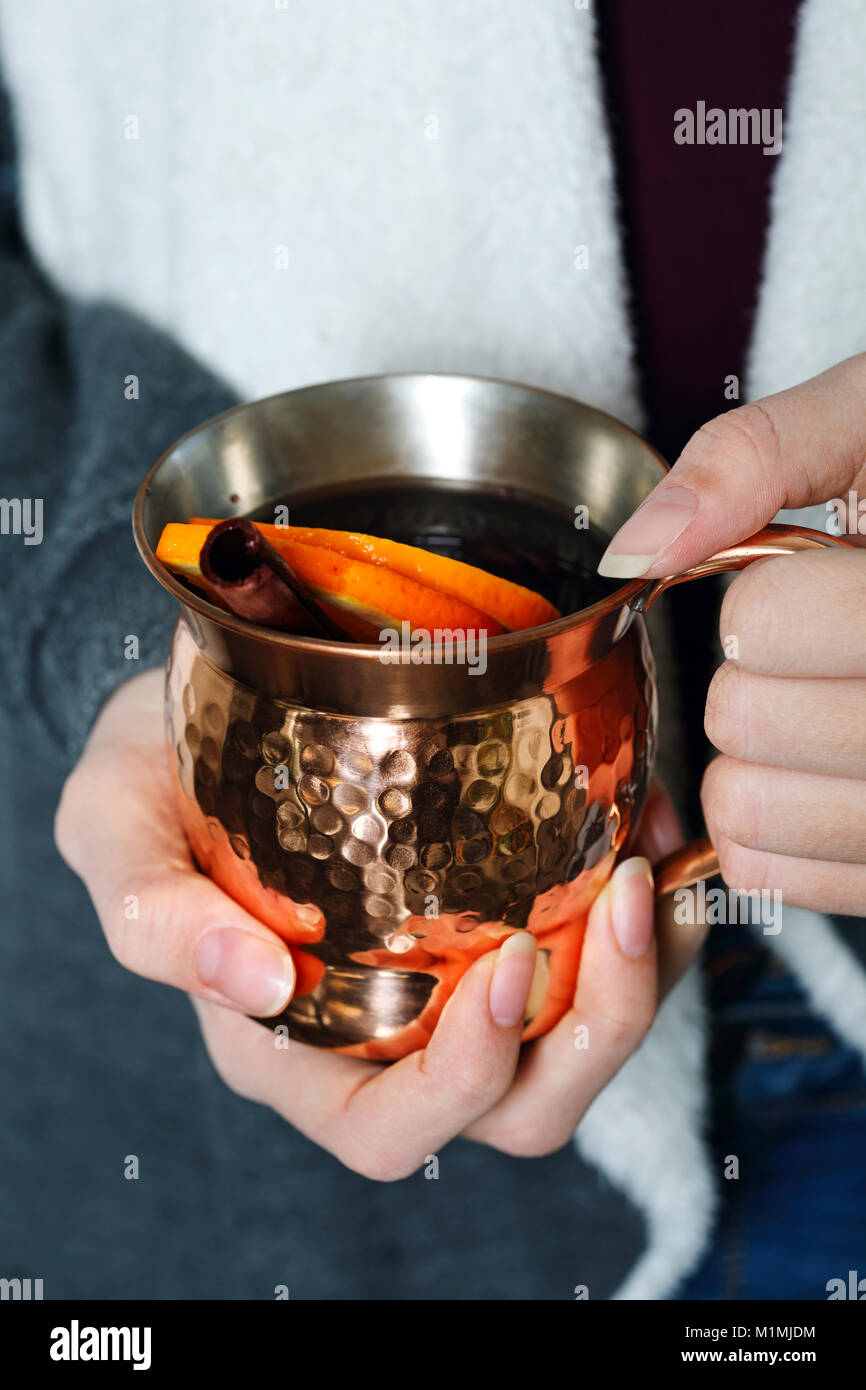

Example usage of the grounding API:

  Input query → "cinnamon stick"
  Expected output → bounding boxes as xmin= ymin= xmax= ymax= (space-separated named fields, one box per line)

xmin=199 ymin=518 xmax=349 ymax=639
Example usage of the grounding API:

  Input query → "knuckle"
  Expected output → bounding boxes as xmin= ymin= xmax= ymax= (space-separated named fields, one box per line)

xmin=201 ymin=1035 xmax=261 ymax=1105
xmin=213 ymin=1057 xmax=259 ymax=1105
xmin=687 ymin=401 xmax=778 ymax=479
xmin=715 ymin=838 xmax=773 ymax=895
xmin=720 ymin=564 xmax=785 ymax=674
xmin=100 ymin=871 xmax=171 ymax=977
xmin=704 ymin=662 xmax=747 ymax=755
xmin=719 ymin=570 xmax=751 ymax=647
xmin=493 ymin=1124 xmax=572 ymax=1160
xmin=447 ymin=1058 xmax=504 ymax=1113
xmin=701 ymin=756 xmax=757 ymax=846
xmin=337 ymin=1140 xmax=413 ymax=1184
xmin=634 ymin=991 xmax=658 ymax=1038
xmin=102 ymin=897 xmax=145 ymax=973
xmin=54 ymin=793 xmax=73 ymax=863
xmin=54 ymin=766 xmax=90 ymax=864
xmin=727 ymin=400 xmax=783 ymax=465
xmin=597 ymin=1001 xmax=655 ymax=1054
xmin=55 ymin=748 xmax=119 ymax=866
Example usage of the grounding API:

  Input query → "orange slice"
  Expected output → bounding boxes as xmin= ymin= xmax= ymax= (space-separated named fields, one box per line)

xmin=155 ymin=523 xmax=505 ymax=638
xmin=190 ymin=518 xmax=559 ymax=631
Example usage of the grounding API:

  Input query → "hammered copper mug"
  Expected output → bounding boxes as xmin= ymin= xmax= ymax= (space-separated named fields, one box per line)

xmin=133 ymin=374 xmax=843 ymax=1060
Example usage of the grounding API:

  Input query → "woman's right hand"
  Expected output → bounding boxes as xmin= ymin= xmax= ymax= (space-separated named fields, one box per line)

xmin=56 ymin=667 xmax=702 ymax=1180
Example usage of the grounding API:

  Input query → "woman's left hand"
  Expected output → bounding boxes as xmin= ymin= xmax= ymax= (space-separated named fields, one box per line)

xmin=599 ymin=352 xmax=866 ymax=916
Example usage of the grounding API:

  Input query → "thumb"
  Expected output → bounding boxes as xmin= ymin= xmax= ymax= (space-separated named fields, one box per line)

xmin=598 ymin=353 xmax=866 ymax=579
xmin=111 ymin=866 xmax=301 ymax=1018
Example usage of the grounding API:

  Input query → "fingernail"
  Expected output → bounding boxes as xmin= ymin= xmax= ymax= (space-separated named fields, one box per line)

xmin=294 ymin=902 xmax=323 ymax=927
xmin=598 ymin=486 xmax=698 ymax=578
xmin=488 ymin=931 xmax=539 ymax=1028
xmin=196 ymin=928 xmax=295 ymax=1015
xmin=608 ymin=857 xmax=655 ymax=959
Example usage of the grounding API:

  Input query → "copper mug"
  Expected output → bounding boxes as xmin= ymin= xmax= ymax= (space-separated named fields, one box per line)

xmin=134 ymin=374 xmax=841 ymax=1059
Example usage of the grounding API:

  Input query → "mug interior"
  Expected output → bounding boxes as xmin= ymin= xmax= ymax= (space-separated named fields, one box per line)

xmin=135 ymin=373 xmax=667 ymax=647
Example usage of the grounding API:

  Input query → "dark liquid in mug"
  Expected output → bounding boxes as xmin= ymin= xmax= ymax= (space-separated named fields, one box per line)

xmin=253 ymin=482 xmax=619 ymax=621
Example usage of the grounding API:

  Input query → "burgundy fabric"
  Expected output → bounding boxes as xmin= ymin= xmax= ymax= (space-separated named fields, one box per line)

xmin=595 ymin=2 xmax=801 ymax=831
xmin=598 ymin=0 xmax=801 ymax=463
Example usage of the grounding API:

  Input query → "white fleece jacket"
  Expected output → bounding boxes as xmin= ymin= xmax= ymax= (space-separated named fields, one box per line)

xmin=2 ymin=0 xmax=864 ymax=1299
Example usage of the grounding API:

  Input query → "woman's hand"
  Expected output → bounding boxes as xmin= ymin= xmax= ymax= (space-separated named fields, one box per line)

xmin=599 ymin=352 xmax=866 ymax=916
xmin=56 ymin=669 xmax=698 ymax=1179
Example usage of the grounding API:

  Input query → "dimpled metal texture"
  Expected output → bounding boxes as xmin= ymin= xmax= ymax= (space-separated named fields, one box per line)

xmin=167 ymin=615 xmax=657 ymax=1059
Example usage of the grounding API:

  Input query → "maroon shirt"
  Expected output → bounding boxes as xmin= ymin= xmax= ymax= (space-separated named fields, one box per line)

xmin=597 ymin=1 xmax=800 ymax=829
xmin=599 ymin=0 xmax=800 ymax=463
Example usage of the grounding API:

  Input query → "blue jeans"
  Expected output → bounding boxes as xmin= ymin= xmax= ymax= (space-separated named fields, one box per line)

xmin=674 ymin=927 xmax=866 ymax=1300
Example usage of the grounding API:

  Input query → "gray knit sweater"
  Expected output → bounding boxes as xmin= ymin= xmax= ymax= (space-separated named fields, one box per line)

xmin=0 ymin=80 xmax=645 ymax=1300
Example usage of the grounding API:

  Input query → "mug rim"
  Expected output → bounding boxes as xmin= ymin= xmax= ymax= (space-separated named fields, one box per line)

xmin=132 ymin=370 xmax=667 ymax=657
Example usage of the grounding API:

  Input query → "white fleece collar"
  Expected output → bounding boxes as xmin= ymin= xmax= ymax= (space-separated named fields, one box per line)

xmin=0 ymin=0 xmax=642 ymax=423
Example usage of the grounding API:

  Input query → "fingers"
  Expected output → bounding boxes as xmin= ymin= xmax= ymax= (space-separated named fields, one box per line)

xmin=703 ymin=755 xmax=866 ymax=914
xmin=703 ymin=756 xmax=866 ymax=865
xmin=719 ymin=548 xmax=866 ymax=678
xmin=699 ymin=548 xmax=866 ymax=914
xmin=598 ymin=351 xmax=866 ymax=578
xmin=706 ymin=666 xmax=866 ymax=778
xmin=193 ymin=935 xmax=538 ymax=1181
xmin=87 ymin=853 xmax=298 ymax=1016
xmin=463 ymin=856 xmax=660 ymax=1156
xmin=463 ymin=776 xmax=713 ymax=1157
xmin=336 ymin=938 xmax=535 ymax=1176
xmin=706 ymin=827 xmax=866 ymax=917
xmin=55 ymin=672 xmax=300 ymax=1016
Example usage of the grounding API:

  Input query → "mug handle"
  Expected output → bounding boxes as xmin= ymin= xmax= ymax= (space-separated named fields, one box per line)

xmin=627 ymin=522 xmax=856 ymax=898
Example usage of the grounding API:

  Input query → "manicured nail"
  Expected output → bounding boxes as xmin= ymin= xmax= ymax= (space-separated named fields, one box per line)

xmin=295 ymin=902 xmax=323 ymax=927
xmin=488 ymin=931 xmax=539 ymax=1028
xmin=598 ymin=485 xmax=698 ymax=578
xmin=608 ymin=857 xmax=655 ymax=958
xmin=197 ymin=928 xmax=295 ymax=1015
